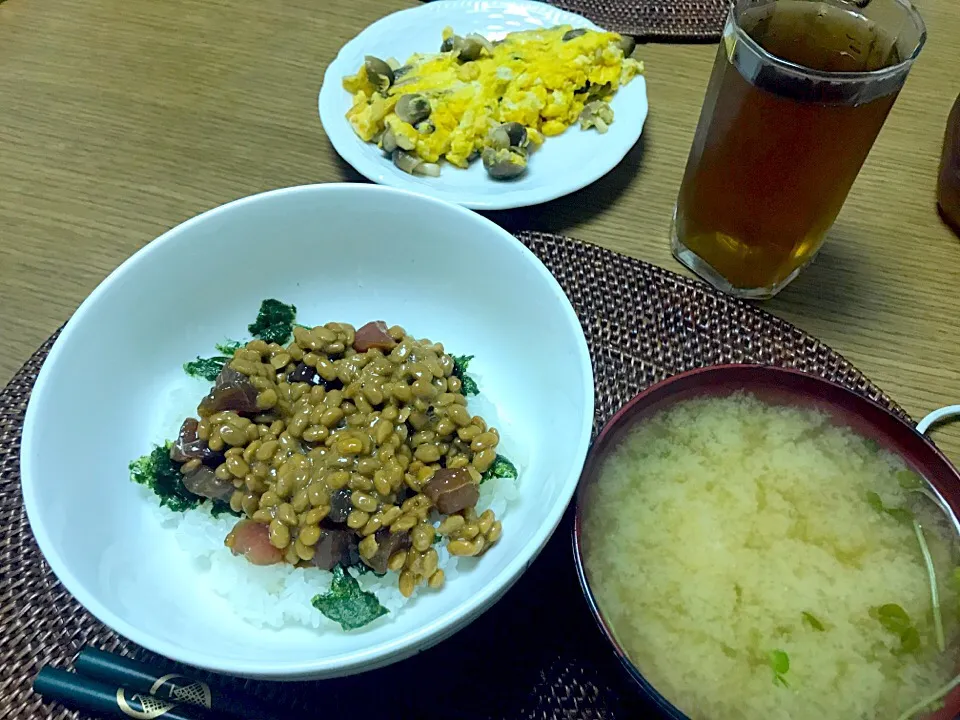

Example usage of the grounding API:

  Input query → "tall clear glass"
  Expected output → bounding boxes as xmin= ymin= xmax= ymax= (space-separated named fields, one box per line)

xmin=671 ymin=0 xmax=926 ymax=299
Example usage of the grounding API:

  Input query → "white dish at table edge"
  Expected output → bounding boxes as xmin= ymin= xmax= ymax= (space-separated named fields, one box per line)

xmin=20 ymin=183 xmax=595 ymax=679
xmin=319 ymin=0 xmax=649 ymax=211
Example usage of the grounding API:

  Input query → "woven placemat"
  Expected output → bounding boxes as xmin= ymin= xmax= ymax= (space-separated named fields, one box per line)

xmin=549 ymin=0 xmax=727 ymax=40
xmin=0 ymin=231 xmax=908 ymax=720
xmin=424 ymin=0 xmax=729 ymax=41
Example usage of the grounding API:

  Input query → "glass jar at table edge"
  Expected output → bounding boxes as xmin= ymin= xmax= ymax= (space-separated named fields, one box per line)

xmin=671 ymin=0 xmax=927 ymax=300
xmin=938 ymin=93 xmax=960 ymax=236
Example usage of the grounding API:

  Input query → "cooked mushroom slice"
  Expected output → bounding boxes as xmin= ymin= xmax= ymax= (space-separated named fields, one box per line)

xmin=364 ymin=56 xmax=394 ymax=93
xmin=392 ymin=148 xmax=419 ymax=174
xmin=469 ymin=33 xmax=495 ymax=52
xmin=458 ymin=33 xmax=491 ymax=62
xmin=490 ymin=122 xmax=528 ymax=151
xmin=588 ymin=81 xmax=612 ymax=100
xmin=394 ymin=131 xmax=416 ymax=151
xmin=579 ymin=101 xmax=615 ymax=133
xmin=490 ymin=126 xmax=509 ymax=151
xmin=562 ymin=28 xmax=588 ymax=41
xmin=392 ymin=149 xmax=441 ymax=177
xmin=395 ymin=94 xmax=431 ymax=125
xmin=440 ymin=34 xmax=459 ymax=52
xmin=381 ymin=126 xmax=399 ymax=154
xmin=617 ymin=34 xmax=637 ymax=57
xmin=481 ymin=147 xmax=527 ymax=180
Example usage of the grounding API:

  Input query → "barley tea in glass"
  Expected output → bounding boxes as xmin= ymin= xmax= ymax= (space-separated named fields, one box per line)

xmin=671 ymin=0 xmax=926 ymax=299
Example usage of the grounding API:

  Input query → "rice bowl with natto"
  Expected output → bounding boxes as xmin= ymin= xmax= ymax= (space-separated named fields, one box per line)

xmin=21 ymin=182 xmax=596 ymax=678
xmin=130 ymin=300 xmax=523 ymax=634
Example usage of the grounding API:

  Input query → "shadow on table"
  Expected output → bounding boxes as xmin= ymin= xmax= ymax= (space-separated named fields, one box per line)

xmin=332 ymin=152 xmax=371 ymax=185
xmin=768 ymin=224 xmax=870 ymax=316
xmin=329 ymin=130 xmax=649 ymax=236
xmin=487 ymin=133 xmax=648 ymax=234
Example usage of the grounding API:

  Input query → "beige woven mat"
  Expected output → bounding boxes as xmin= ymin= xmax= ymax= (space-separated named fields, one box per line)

xmin=0 ymin=231 xmax=906 ymax=719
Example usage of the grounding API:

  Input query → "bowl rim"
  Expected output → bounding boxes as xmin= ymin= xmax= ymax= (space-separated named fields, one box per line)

xmin=572 ymin=363 xmax=960 ymax=719
xmin=20 ymin=182 xmax=596 ymax=678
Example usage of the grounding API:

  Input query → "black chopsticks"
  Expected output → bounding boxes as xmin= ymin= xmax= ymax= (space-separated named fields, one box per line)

xmin=34 ymin=667 xmax=210 ymax=720
xmin=34 ymin=647 xmax=287 ymax=720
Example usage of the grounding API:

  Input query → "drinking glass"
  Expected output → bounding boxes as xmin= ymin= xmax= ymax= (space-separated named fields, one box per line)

xmin=671 ymin=0 xmax=926 ymax=299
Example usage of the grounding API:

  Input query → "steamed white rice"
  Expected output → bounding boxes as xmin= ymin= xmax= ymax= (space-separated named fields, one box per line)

xmin=148 ymin=470 xmax=520 ymax=631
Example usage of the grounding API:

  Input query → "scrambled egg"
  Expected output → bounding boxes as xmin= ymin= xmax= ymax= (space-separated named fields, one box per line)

xmin=342 ymin=26 xmax=643 ymax=178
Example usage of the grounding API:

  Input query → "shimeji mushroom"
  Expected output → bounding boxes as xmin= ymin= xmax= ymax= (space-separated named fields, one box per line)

xmin=392 ymin=149 xmax=441 ymax=177
xmin=440 ymin=33 xmax=492 ymax=62
xmin=395 ymin=94 xmax=432 ymax=125
xmin=363 ymin=56 xmax=394 ymax=93
xmin=490 ymin=122 xmax=529 ymax=151
xmin=579 ymin=101 xmax=615 ymax=134
xmin=481 ymin=147 xmax=527 ymax=180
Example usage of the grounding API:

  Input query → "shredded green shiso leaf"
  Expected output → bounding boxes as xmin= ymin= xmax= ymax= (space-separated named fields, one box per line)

xmin=248 ymin=298 xmax=297 ymax=345
xmin=184 ymin=354 xmax=232 ymax=381
xmin=183 ymin=341 xmax=243 ymax=381
xmin=452 ymin=354 xmax=480 ymax=396
xmin=130 ymin=444 xmax=200 ymax=512
xmin=130 ymin=444 xmax=237 ymax=516
xmin=311 ymin=565 xmax=388 ymax=631
xmin=183 ymin=299 xmax=297 ymax=380
xmin=481 ymin=454 xmax=518 ymax=484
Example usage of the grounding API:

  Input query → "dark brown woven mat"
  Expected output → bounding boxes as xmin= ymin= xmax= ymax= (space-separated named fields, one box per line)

xmin=1 ymin=231 xmax=908 ymax=720
xmin=424 ymin=0 xmax=729 ymax=41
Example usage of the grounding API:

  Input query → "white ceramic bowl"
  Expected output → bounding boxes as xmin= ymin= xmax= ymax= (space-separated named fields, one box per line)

xmin=20 ymin=184 xmax=594 ymax=680
xmin=319 ymin=0 xmax=649 ymax=210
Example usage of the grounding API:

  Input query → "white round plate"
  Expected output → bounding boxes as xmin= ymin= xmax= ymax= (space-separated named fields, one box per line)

xmin=319 ymin=0 xmax=649 ymax=210
xmin=21 ymin=184 xmax=594 ymax=680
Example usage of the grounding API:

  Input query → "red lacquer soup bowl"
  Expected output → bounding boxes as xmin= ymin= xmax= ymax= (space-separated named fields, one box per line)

xmin=573 ymin=365 xmax=960 ymax=720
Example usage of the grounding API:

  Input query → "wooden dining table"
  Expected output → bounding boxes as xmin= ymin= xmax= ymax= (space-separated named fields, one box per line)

xmin=1 ymin=0 xmax=958 ymax=460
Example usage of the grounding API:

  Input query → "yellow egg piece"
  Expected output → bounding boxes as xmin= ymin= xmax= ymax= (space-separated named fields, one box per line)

xmin=341 ymin=25 xmax=644 ymax=177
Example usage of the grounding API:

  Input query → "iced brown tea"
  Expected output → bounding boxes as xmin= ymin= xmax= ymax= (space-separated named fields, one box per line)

xmin=672 ymin=0 xmax=926 ymax=298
